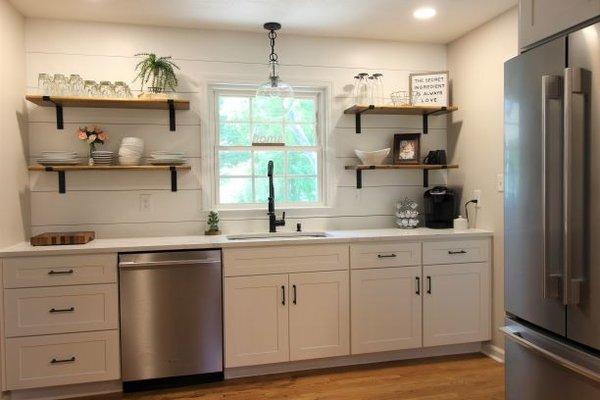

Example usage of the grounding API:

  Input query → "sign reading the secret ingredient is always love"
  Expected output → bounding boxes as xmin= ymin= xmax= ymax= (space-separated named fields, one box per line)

xmin=409 ymin=71 xmax=449 ymax=107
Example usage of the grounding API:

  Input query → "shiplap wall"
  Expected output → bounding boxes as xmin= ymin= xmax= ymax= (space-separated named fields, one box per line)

xmin=25 ymin=18 xmax=449 ymax=237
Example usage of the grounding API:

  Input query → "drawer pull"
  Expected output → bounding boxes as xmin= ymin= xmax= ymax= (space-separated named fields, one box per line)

xmin=377 ymin=254 xmax=397 ymax=258
xmin=415 ymin=276 xmax=421 ymax=295
xmin=427 ymin=276 xmax=432 ymax=294
xmin=281 ymin=285 xmax=286 ymax=306
xmin=49 ymin=307 xmax=75 ymax=313
xmin=48 ymin=269 xmax=74 ymax=275
xmin=50 ymin=356 xmax=76 ymax=364
xmin=448 ymin=250 xmax=467 ymax=255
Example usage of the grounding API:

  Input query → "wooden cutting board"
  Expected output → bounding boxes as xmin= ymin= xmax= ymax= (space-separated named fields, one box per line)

xmin=30 ymin=231 xmax=95 ymax=246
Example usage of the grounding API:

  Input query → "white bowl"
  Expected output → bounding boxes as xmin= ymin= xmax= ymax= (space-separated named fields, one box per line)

xmin=354 ymin=148 xmax=391 ymax=165
xmin=118 ymin=156 xmax=141 ymax=166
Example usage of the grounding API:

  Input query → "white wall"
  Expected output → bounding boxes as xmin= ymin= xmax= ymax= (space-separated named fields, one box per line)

xmin=447 ymin=7 xmax=518 ymax=351
xmin=25 ymin=19 xmax=450 ymax=237
xmin=0 ymin=0 xmax=28 ymax=247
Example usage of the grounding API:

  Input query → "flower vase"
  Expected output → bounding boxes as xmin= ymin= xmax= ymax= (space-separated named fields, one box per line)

xmin=88 ymin=143 xmax=96 ymax=166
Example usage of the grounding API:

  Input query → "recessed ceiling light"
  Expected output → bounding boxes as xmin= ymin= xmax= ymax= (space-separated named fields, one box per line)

xmin=413 ymin=7 xmax=437 ymax=20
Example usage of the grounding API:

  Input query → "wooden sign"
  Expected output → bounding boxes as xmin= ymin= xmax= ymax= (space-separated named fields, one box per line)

xmin=30 ymin=231 xmax=95 ymax=246
xmin=409 ymin=71 xmax=449 ymax=107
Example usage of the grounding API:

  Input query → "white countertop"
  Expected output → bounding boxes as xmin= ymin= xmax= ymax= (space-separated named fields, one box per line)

xmin=0 ymin=228 xmax=493 ymax=257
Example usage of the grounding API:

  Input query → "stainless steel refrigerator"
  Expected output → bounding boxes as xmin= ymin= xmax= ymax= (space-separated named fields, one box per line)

xmin=504 ymin=21 xmax=600 ymax=398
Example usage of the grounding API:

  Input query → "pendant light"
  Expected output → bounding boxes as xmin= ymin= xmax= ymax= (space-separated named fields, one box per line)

xmin=255 ymin=22 xmax=294 ymax=122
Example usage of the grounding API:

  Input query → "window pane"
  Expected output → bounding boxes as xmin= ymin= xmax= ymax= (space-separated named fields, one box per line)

xmin=287 ymin=177 xmax=318 ymax=202
xmin=220 ymin=178 xmax=253 ymax=203
xmin=287 ymin=98 xmax=316 ymax=123
xmin=219 ymin=96 xmax=249 ymax=121
xmin=219 ymin=123 xmax=251 ymax=146
xmin=252 ymin=123 xmax=284 ymax=144
xmin=218 ymin=151 xmax=252 ymax=176
xmin=254 ymin=150 xmax=284 ymax=176
xmin=255 ymin=177 xmax=285 ymax=203
xmin=285 ymin=124 xmax=316 ymax=146
xmin=288 ymin=151 xmax=317 ymax=175
xmin=252 ymin=96 xmax=286 ymax=122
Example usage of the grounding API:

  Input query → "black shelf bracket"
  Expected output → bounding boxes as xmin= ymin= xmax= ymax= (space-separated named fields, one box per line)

xmin=168 ymin=99 xmax=176 ymax=131
xmin=354 ymin=105 xmax=375 ymax=134
xmin=43 ymin=96 xmax=64 ymax=130
xmin=44 ymin=166 xmax=66 ymax=194
xmin=170 ymin=166 xmax=178 ymax=192
xmin=422 ymin=107 xmax=447 ymax=134
xmin=356 ymin=169 xmax=362 ymax=189
xmin=423 ymin=169 xmax=429 ymax=188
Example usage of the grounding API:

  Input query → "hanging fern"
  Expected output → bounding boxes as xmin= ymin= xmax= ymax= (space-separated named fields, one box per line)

xmin=133 ymin=53 xmax=180 ymax=93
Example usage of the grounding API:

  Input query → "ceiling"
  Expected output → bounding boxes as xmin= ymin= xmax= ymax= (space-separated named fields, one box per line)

xmin=9 ymin=0 xmax=517 ymax=43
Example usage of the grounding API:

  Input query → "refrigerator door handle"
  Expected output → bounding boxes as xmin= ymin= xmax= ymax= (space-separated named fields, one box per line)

xmin=541 ymin=74 xmax=563 ymax=300
xmin=501 ymin=326 xmax=600 ymax=383
xmin=563 ymin=67 xmax=587 ymax=306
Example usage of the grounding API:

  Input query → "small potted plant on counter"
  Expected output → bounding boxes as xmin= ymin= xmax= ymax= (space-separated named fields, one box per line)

xmin=133 ymin=52 xmax=180 ymax=98
xmin=205 ymin=211 xmax=221 ymax=235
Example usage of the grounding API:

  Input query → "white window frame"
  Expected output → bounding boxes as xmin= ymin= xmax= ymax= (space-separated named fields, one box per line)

xmin=208 ymin=84 xmax=328 ymax=211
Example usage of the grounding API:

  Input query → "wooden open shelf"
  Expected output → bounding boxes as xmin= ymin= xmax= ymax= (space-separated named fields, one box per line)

xmin=28 ymin=164 xmax=191 ymax=193
xmin=25 ymin=95 xmax=190 ymax=131
xmin=344 ymin=164 xmax=458 ymax=188
xmin=343 ymin=104 xmax=458 ymax=134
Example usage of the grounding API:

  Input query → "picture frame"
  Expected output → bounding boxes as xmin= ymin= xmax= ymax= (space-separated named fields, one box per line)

xmin=392 ymin=133 xmax=421 ymax=164
xmin=409 ymin=71 xmax=449 ymax=107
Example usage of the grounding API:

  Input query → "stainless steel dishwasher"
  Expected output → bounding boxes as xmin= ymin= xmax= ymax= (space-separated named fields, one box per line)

xmin=118 ymin=250 xmax=223 ymax=391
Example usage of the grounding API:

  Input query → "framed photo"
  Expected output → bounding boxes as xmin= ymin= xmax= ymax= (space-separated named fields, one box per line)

xmin=409 ymin=71 xmax=449 ymax=107
xmin=393 ymin=133 xmax=421 ymax=164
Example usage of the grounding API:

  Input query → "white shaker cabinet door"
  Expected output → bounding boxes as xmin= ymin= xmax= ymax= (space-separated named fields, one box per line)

xmin=351 ymin=267 xmax=422 ymax=354
xmin=423 ymin=263 xmax=491 ymax=347
xmin=289 ymin=271 xmax=350 ymax=361
xmin=224 ymin=274 xmax=289 ymax=368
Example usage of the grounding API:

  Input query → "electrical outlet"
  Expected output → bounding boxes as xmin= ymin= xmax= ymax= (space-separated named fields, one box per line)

xmin=139 ymin=194 xmax=152 ymax=212
xmin=497 ymin=173 xmax=504 ymax=192
xmin=473 ymin=189 xmax=482 ymax=208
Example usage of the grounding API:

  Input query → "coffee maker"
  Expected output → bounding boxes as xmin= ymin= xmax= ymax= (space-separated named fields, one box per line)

xmin=423 ymin=186 xmax=456 ymax=229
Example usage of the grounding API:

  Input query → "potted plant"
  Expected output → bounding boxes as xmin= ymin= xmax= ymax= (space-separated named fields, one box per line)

xmin=133 ymin=53 xmax=180 ymax=98
xmin=76 ymin=126 xmax=108 ymax=165
xmin=205 ymin=211 xmax=221 ymax=235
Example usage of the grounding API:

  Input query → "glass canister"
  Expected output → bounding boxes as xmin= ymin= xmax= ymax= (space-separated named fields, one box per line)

xmin=51 ymin=74 xmax=68 ymax=95
xmin=38 ymin=73 xmax=53 ymax=95
xmin=83 ymin=80 xmax=99 ymax=97
xmin=98 ymin=81 xmax=115 ymax=98
xmin=114 ymin=81 xmax=131 ymax=98
xmin=68 ymin=74 xmax=84 ymax=96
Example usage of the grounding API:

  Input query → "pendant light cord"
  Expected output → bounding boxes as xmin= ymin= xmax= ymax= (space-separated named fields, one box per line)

xmin=268 ymin=29 xmax=278 ymax=81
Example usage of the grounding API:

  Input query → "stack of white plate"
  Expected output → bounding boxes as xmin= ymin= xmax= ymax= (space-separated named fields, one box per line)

xmin=118 ymin=137 xmax=144 ymax=165
xmin=148 ymin=151 xmax=186 ymax=165
xmin=37 ymin=151 xmax=79 ymax=166
xmin=91 ymin=150 xmax=114 ymax=165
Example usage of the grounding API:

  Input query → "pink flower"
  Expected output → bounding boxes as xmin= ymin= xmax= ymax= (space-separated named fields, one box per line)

xmin=97 ymin=132 xmax=107 ymax=142
xmin=77 ymin=130 xmax=87 ymax=140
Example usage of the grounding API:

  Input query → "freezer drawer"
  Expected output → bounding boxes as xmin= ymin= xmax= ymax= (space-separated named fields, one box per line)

xmin=503 ymin=319 xmax=600 ymax=399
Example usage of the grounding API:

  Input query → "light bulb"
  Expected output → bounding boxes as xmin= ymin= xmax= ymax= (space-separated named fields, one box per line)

xmin=413 ymin=7 xmax=436 ymax=20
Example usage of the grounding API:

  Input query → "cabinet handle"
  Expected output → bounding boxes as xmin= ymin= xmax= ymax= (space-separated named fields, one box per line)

xmin=50 ymin=356 xmax=76 ymax=364
xmin=293 ymin=284 xmax=297 ymax=304
xmin=49 ymin=307 xmax=75 ymax=313
xmin=48 ymin=269 xmax=74 ymax=275
xmin=281 ymin=285 xmax=286 ymax=305
xmin=448 ymin=250 xmax=467 ymax=255
xmin=427 ymin=276 xmax=432 ymax=294
xmin=377 ymin=254 xmax=397 ymax=258
xmin=415 ymin=277 xmax=421 ymax=295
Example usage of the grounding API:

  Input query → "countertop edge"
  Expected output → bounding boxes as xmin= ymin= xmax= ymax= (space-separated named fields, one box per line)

xmin=0 ymin=229 xmax=494 ymax=257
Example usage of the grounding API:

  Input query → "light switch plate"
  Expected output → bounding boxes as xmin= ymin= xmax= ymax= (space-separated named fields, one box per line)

xmin=473 ymin=189 xmax=482 ymax=208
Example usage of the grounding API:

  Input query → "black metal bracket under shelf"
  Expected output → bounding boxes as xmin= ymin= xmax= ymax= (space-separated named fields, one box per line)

xmin=422 ymin=107 xmax=448 ymax=134
xmin=352 ymin=105 xmax=449 ymax=134
xmin=354 ymin=166 xmax=450 ymax=189
xmin=168 ymin=99 xmax=176 ymax=131
xmin=43 ymin=96 xmax=64 ymax=130
xmin=354 ymin=105 xmax=375 ymax=134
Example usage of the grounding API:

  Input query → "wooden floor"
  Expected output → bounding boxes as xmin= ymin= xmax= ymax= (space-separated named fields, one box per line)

xmin=85 ymin=354 xmax=504 ymax=400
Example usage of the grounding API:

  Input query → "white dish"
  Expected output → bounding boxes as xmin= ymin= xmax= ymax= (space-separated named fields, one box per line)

xmin=354 ymin=148 xmax=391 ymax=165
xmin=148 ymin=159 xmax=186 ymax=165
xmin=37 ymin=160 xmax=80 ymax=166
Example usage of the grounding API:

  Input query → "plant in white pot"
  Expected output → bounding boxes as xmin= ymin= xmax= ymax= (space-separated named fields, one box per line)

xmin=133 ymin=53 xmax=180 ymax=98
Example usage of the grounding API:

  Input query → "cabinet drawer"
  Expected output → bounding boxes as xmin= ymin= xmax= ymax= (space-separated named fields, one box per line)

xmin=223 ymin=244 xmax=349 ymax=276
xmin=5 ymin=330 xmax=120 ymax=390
xmin=3 ymin=254 xmax=117 ymax=288
xmin=350 ymin=242 xmax=421 ymax=269
xmin=423 ymin=239 xmax=489 ymax=265
xmin=4 ymin=284 xmax=118 ymax=337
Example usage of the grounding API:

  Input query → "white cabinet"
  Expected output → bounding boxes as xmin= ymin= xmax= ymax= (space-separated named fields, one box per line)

xmin=351 ymin=267 xmax=422 ymax=354
xmin=519 ymin=0 xmax=600 ymax=49
xmin=224 ymin=274 xmax=289 ymax=368
xmin=289 ymin=271 xmax=349 ymax=361
xmin=423 ymin=263 xmax=491 ymax=347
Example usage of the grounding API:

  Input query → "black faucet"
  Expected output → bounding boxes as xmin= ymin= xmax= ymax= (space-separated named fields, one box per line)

xmin=267 ymin=160 xmax=285 ymax=233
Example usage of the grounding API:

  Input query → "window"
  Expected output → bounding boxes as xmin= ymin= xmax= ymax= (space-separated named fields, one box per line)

xmin=213 ymin=86 xmax=324 ymax=208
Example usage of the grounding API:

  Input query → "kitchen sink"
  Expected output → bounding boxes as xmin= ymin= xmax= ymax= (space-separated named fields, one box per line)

xmin=226 ymin=232 xmax=329 ymax=241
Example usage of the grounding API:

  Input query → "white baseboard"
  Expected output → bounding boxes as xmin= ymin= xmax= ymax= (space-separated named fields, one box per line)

xmin=225 ymin=342 xmax=482 ymax=379
xmin=481 ymin=342 xmax=505 ymax=363
xmin=6 ymin=380 xmax=121 ymax=400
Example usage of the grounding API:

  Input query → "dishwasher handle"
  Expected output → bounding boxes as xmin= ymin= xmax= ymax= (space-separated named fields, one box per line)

xmin=119 ymin=259 xmax=221 ymax=268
